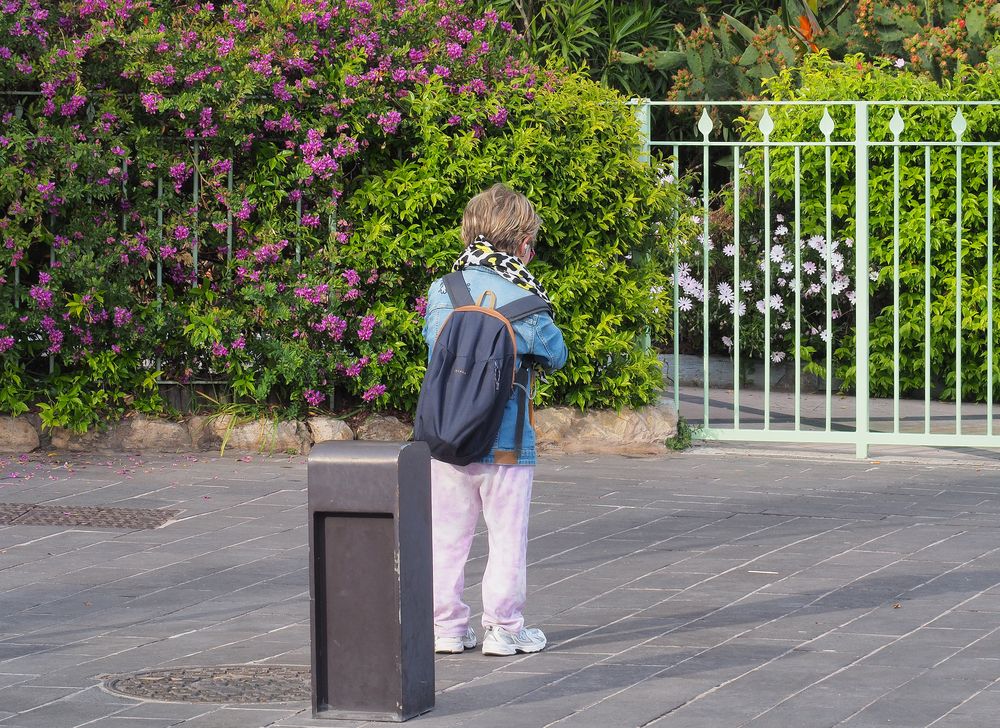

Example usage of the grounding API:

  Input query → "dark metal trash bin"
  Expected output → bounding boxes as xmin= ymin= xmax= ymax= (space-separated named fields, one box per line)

xmin=308 ymin=440 xmax=434 ymax=722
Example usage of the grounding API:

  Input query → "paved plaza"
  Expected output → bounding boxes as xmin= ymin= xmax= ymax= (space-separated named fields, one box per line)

xmin=2 ymin=444 xmax=1000 ymax=727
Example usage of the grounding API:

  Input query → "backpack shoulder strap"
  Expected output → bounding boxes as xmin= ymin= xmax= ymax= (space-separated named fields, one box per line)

xmin=496 ymin=293 xmax=550 ymax=322
xmin=511 ymin=367 xmax=530 ymax=462
xmin=443 ymin=271 xmax=474 ymax=308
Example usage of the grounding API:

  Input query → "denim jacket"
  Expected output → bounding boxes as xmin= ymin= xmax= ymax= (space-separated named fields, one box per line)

xmin=422 ymin=267 xmax=568 ymax=466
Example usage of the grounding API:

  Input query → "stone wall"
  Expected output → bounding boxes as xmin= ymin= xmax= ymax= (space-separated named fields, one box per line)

xmin=0 ymin=402 xmax=678 ymax=456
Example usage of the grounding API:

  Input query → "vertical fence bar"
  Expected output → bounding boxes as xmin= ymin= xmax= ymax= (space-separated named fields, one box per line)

xmin=157 ymin=177 xmax=163 ymax=303
xmin=924 ymin=147 xmax=932 ymax=434
xmin=989 ymin=146 xmax=995 ymax=437
xmin=633 ymin=98 xmax=651 ymax=166
xmin=296 ymin=197 xmax=303 ymax=264
xmin=854 ymin=102 xmax=871 ymax=458
xmin=892 ymin=111 xmax=901 ymax=433
xmin=733 ymin=145 xmax=741 ymax=429
xmin=48 ymin=212 xmax=55 ymax=375
xmin=672 ymin=147 xmax=680 ymax=412
xmin=156 ymin=175 xmax=164 ymax=376
xmin=121 ymin=154 xmax=128 ymax=232
xmin=48 ymin=214 xmax=55 ymax=267
xmin=794 ymin=147 xmax=802 ymax=430
xmin=192 ymin=141 xmax=200 ymax=279
xmin=699 ymin=112 xmax=712 ymax=428
xmin=10 ymin=100 xmax=19 ymax=307
xmin=953 ymin=111 xmax=965 ymax=434
xmin=226 ymin=162 xmax=233 ymax=262
xmin=631 ymin=97 xmax=653 ymax=366
xmin=823 ymin=110 xmax=833 ymax=431
xmin=761 ymin=111 xmax=773 ymax=429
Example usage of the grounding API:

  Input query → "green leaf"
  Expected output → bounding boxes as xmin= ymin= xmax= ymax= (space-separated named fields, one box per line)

xmin=723 ymin=13 xmax=758 ymax=44
xmin=739 ymin=45 xmax=760 ymax=67
xmin=965 ymin=7 xmax=988 ymax=41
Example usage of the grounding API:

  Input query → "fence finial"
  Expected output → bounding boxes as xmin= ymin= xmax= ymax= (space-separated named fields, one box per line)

xmin=819 ymin=108 xmax=834 ymax=139
xmin=889 ymin=108 xmax=904 ymax=139
xmin=951 ymin=108 xmax=967 ymax=139
xmin=698 ymin=109 xmax=713 ymax=139
xmin=759 ymin=109 xmax=774 ymax=139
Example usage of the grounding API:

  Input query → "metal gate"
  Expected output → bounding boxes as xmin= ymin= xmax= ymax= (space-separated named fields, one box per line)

xmin=635 ymin=100 xmax=1000 ymax=457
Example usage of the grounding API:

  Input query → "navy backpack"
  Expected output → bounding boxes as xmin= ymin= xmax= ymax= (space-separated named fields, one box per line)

xmin=414 ymin=271 xmax=549 ymax=466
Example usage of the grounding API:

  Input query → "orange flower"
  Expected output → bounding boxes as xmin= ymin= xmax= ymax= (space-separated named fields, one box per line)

xmin=797 ymin=14 xmax=819 ymax=52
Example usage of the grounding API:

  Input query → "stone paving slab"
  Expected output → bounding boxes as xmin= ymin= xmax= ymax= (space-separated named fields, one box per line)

xmin=2 ymin=447 xmax=1000 ymax=727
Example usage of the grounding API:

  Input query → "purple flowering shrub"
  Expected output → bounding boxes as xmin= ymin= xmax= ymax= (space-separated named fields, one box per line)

xmin=1 ymin=0 xmax=689 ymax=430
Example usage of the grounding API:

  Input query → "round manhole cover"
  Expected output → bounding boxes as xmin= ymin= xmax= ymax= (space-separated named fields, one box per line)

xmin=102 ymin=665 xmax=311 ymax=703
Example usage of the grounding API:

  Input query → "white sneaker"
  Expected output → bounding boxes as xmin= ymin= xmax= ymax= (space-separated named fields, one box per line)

xmin=481 ymin=626 xmax=546 ymax=656
xmin=434 ymin=626 xmax=477 ymax=654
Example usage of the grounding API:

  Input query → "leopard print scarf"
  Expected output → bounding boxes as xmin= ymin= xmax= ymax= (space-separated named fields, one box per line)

xmin=453 ymin=235 xmax=553 ymax=312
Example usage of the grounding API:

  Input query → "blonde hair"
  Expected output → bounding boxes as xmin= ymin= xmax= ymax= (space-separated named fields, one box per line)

xmin=461 ymin=183 xmax=541 ymax=254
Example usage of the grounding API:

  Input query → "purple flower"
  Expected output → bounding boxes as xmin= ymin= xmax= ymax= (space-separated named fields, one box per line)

xmin=362 ymin=384 xmax=386 ymax=402
xmin=488 ymin=107 xmax=508 ymax=127
xmin=140 ymin=92 xmax=163 ymax=114
xmin=272 ymin=81 xmax=293 ymax=101
xmin=0 ymin=335 xmax=15 ymax=354
xmin=377 ymin=110 xmax=402 ymax=134
xmin=357 ymin=315 xmax=377 ymax=341
xmin=199 ymin=107 xmax=214 ymax=129
xmin=253 ymin=239 xmax=288 ymax=264
xmin=60 ymin=95 xmax=86 ymax=117
xmin=314 ymin=314 xmax=347 ymax=341
xmin=304 ymin=389 xmax=325 ymax=407
xmin=40 ymin=316 xmax=63 ymax=353
xmin=234 ymin=198 xmax=255 ymax=221
xmin=29 ymin=285 xmax=54 ymax=309
xmin=293 ymin=283 xmax=329 ymax=304
xmin=377 ymin=349 xmax=394 ymax=364
xmin=217 ymin=36 xmax=236 ymax=56
xmin=149 ymin=64 xmax=177 ymax=86
xmin=169 ymin=162 xmax=189 ymax=192
xmin=211 ymin=341 xmax=229 ymax=357
xmin=113 ymin=307 xmax=132 ymax=327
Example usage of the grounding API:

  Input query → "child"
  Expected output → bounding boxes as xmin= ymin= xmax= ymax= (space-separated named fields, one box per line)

xmin=422 ymin=183 xmax=568 ymax=656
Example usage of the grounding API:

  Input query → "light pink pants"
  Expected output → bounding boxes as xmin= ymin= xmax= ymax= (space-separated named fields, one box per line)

xmin=431 ymin=459 xmax=533 ymax=638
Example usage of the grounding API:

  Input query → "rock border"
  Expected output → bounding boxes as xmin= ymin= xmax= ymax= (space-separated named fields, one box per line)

xmin=0 ymin=402 xmax=678 ymax=457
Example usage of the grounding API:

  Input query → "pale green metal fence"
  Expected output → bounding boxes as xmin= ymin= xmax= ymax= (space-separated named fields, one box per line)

xmin=638 ymin=100 xmax=1000 ymax=458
